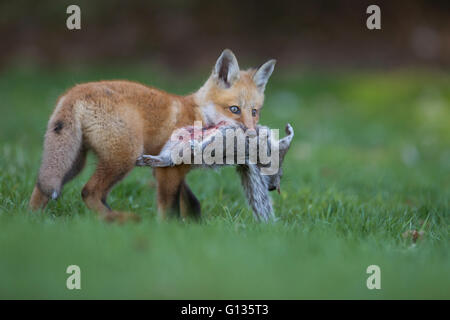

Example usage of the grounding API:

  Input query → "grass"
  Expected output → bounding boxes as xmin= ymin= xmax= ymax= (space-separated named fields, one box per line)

xmin=0 ymin=65 xmax=449 ymax=299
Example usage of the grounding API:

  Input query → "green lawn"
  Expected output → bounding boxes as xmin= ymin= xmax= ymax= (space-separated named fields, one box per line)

xmin=0 ymin=65 xmax=449 ymax=299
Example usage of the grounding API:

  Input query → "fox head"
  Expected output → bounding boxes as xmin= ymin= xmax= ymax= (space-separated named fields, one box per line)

xmin=195 ymin=49 xmax=276 ymax=135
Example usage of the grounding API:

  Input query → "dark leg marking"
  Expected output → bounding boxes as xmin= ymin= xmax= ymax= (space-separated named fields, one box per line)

xmin=101 ymin=197 xmax=112 ymax=211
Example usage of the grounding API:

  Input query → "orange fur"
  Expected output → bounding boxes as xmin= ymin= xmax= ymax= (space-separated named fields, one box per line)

xmin=29 ymin=49 xmax=275 ymax=221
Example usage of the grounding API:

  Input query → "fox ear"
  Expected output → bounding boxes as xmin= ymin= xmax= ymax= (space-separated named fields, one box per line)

xmin=214 ymin=49 xmax=240 ymax=88
xmin=253 ymin=59 xmax=276 ymax=92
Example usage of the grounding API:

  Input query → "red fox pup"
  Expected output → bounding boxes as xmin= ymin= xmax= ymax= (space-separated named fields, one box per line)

xmin=29 ymin=49 xmax=276 ymax=221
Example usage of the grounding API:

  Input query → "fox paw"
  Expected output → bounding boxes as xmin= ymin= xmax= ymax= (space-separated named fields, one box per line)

xmin=102 ymin=211 xmax=141 ymax=224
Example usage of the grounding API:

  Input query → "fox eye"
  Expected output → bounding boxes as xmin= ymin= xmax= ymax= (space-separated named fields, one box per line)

xmin=229 ymin=106 xmax=240 ymax=114
xmin=252 ymin=109 xmax=257 ymax=117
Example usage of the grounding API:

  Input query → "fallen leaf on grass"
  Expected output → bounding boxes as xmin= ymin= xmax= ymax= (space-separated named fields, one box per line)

xmin=402 ymin=229 xmax=425 ymax=243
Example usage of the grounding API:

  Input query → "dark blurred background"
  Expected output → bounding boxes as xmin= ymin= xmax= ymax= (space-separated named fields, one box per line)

xmin=1 ymin=0 xmax=449 ymax=71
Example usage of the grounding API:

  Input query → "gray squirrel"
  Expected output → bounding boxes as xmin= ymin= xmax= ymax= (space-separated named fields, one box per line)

xmin=136 ymin=123 xmax=294 ymax=222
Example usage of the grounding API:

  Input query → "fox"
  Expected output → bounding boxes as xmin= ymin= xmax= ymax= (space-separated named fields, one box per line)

xmin=29 ymin=49 xmax=276 ymax=222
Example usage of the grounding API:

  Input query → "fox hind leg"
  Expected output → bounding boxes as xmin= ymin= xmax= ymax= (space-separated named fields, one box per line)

xmin=29 ymin=184 xmax=50 ymax=210
xmin=81 ymin=161 xmax=139 ymax=223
